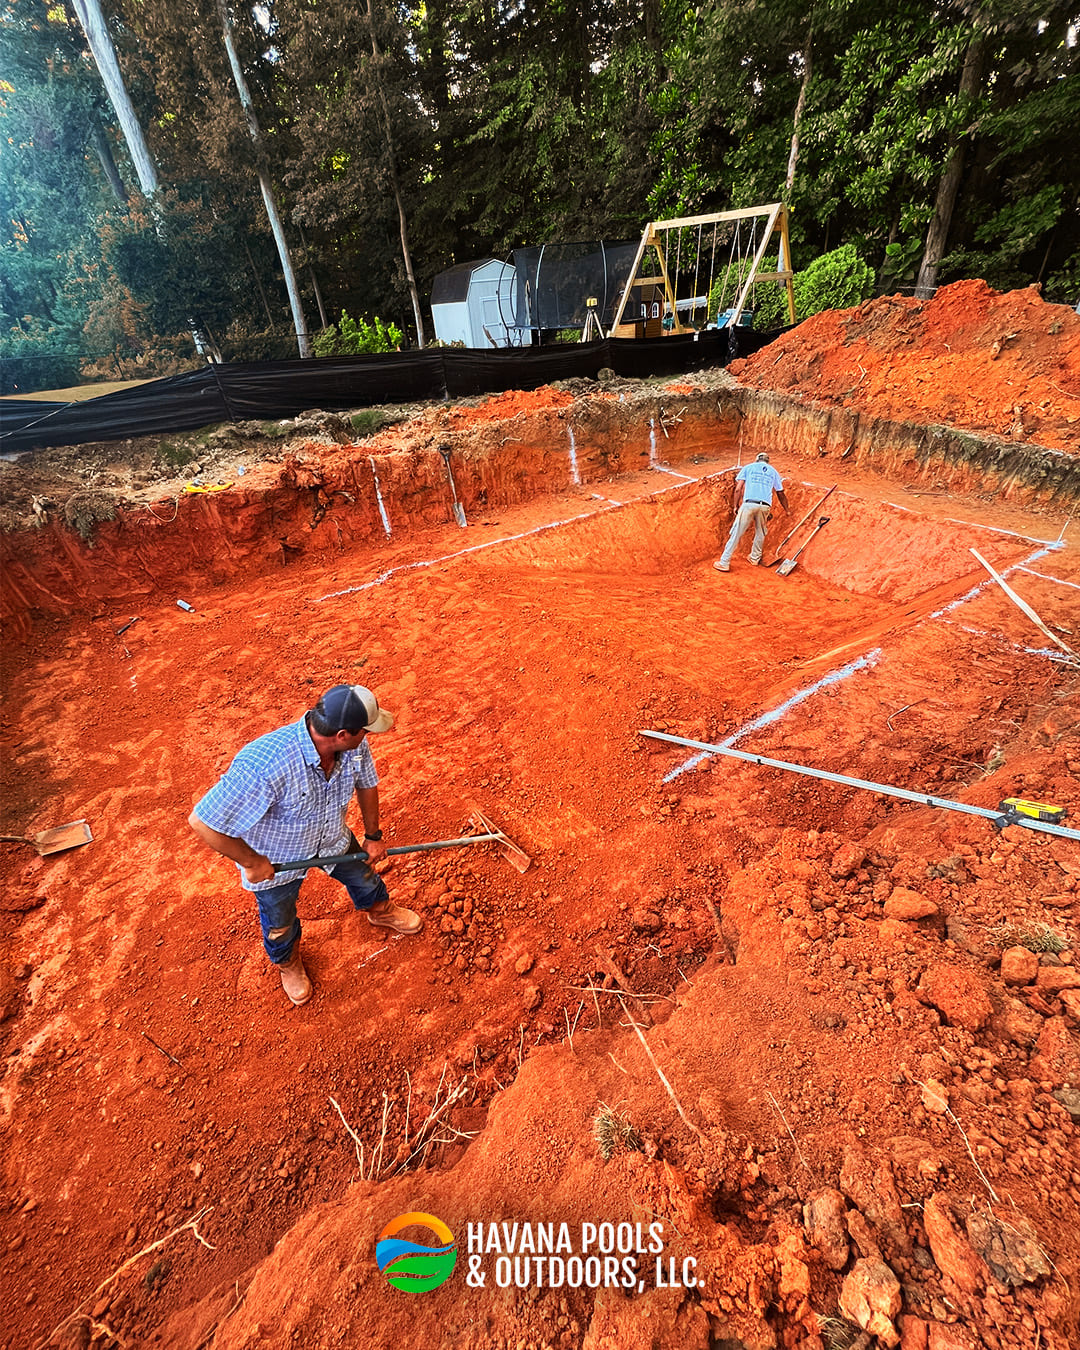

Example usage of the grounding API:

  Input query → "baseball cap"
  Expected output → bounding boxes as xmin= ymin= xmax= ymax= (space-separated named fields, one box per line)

xmin=317 ymin=684 xmax=394 ymax=734
xmin=756 ymin=452 xmax=770 ymax=462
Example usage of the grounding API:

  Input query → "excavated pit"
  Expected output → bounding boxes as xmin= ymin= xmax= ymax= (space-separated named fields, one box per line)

xmin=2 ymin=386 xmax=1079 ymax=1350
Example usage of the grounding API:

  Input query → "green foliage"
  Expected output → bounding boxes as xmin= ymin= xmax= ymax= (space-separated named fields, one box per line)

xmin=349 ymin=410 xmax=393 ymax=437
xmin=312 ymin=311 xmax=403 ymax=356
xmin=796 ymin=244 xmax=875 ymax=319
xmin=5 ymin=0 xmax=1079 ymax=364
xmin=1045 ymin=254 xmax=1080 ymax=308
xmin=707 ymin=244 xmax=872 ymax=332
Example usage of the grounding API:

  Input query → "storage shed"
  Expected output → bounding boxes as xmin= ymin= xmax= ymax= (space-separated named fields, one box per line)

xmin=430 ymin=258 xmax=522 ymax=348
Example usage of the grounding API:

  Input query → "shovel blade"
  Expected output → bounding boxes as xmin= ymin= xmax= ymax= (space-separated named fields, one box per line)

xmin=34 ymin=820 xmax=93 ymax=855
xmin=775 ymin=557 xmax=798 ymax=577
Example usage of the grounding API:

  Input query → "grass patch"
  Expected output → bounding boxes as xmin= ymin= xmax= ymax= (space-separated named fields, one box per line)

xmin=593 ymin=1103 xmax=642 ymax=1162
xmin=991 ymin=922 xmax=1068 ymax=954
xmin=159 ymin=439 xmax=196 ymax=468
xmin=349 ymin=409 xmax=394 ymax=438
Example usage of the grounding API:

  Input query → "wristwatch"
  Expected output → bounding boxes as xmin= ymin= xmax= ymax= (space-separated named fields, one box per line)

xmin=364 ymin=829 xmax=384 ymax=842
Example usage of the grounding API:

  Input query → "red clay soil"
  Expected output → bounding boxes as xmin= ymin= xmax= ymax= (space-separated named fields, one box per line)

xmin=1 ymin=292 xmax=1079 ymax=1350
xmin=729 ymin=279 xmax=1080 ymax=453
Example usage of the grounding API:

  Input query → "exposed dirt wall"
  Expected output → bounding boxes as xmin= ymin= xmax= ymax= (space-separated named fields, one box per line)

xmin=3 ymin=382 xmax=1078 ymax=639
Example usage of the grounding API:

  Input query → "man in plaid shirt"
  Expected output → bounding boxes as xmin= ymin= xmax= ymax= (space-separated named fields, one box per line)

xmin=189 ymin=684 xmax=421 ymax=1006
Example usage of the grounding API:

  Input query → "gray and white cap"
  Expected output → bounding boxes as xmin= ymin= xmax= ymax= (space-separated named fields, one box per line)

xmin=317 ymin=684 xmax=394 ymax=733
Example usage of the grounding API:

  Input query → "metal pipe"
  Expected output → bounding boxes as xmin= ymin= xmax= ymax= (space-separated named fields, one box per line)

xmin=639 ymin=730 xmax=1080 ymax=841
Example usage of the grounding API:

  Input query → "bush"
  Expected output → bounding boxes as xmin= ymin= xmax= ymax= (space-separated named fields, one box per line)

xmin=706 ymin=243 xmax=875 ymax=333
xmin=796 ymin=244 xmax=875 ymax=319
xmin=313 ymin=311 xmax=403 ymax=357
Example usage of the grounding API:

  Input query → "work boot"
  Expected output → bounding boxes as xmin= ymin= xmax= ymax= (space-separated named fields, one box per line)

xmin=366 ymin=898 xmax=423 ymax=934
xmin=277 ymin=947 xmax=312 ymax=1006
xmin=713 ymin=560 xmax=729 ymax=572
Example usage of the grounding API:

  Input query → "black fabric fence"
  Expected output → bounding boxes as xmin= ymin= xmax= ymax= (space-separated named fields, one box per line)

xmin=0 ymin=327 xmax=783 ymax=455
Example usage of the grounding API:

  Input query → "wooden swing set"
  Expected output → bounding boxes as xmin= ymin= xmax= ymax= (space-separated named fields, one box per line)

xmin=609 ymin=202 xmax=796 ymax=338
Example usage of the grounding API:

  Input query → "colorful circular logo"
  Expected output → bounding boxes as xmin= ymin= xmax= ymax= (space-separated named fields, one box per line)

xmin=376 ymin=1212 xmax=457 ymax=1292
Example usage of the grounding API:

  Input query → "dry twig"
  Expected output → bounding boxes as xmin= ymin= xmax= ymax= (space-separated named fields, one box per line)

xmin=766 ymin=1090 xmax=812 ymax=1177
xmin=329 ymin=1095 xmax=364 ymax=1165
xmin=41 ymin=1207 xmax=215 ymax=1348
xmin=617 ymin=995 xmax=706 ymax=1141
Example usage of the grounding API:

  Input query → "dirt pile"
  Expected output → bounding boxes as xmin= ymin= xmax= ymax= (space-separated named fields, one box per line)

xmin=729 ymin=280 xmax=1080 ymax=453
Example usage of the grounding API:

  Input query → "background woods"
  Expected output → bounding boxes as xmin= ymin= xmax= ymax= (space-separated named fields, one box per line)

xmin=1 ymin=0 xmax=1078 ymax=389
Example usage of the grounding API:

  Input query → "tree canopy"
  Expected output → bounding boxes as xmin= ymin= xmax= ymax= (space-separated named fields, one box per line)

xmin=2 ymin=0 xmax=1077 ymax=388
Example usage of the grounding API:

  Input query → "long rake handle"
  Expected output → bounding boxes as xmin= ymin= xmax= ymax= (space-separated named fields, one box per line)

xmin=771 ymin=484 xmax=836 ymax=559
xmin=272 ymin=833 xmax=503 ymax=872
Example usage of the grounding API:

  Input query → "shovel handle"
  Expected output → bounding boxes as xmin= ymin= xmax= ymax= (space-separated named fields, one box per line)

xmin=272 ymin=833 xmax=502 ymax=872
xmin=770 ymin=485 xmax=837 ymax=559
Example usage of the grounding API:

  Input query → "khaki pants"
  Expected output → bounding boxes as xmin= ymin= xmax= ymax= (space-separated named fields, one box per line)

xmin=719 ymin=502 xmax=770 ymax=566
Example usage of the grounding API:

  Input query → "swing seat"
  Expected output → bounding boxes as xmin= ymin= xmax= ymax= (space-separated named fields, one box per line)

xmin=717 ymin=308 xmax=754 ymax=329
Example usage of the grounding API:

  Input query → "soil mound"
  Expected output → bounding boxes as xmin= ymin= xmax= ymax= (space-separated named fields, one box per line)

xmin=729 ymin=280 xmax=1080 ymax=452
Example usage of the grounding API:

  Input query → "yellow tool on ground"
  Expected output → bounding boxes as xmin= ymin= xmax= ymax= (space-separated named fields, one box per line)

xmin=998 ymin=798 xmax=1067 ymax=825
xmin=182 ymin=481 xmax=233 ymax=494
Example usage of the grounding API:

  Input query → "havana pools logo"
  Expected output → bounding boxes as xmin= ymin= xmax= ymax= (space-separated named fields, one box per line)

xmin=376 ymin=1212 xmax=457 ymax=1292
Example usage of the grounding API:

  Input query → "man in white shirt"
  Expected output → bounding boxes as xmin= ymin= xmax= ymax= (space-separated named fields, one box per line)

xmin=714 ymin=453 xmax=789 ymax=571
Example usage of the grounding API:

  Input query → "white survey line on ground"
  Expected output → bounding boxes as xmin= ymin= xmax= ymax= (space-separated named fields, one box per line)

xmin=929 ymin=545 xmax=1058 ymax=618
xmin=945 ymin=517 xmax=1064 ymax=547
xmin=313 ymin=467 xmax=732 ymax=603
xmin=661 ymin=540 xmax=1068 ymax=783
xmin=650 ymin=464 xmax=696 ymax=481
xmin=1015 ymin=566 xmax=1080 ymax=591
xmin=662 ymin=649 xmax=883 ymax=782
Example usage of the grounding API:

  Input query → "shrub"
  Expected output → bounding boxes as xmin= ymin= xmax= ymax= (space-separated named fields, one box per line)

xmin=313 ymin=311 xmax=403 ymax=357
xmin=707 ymin=243 xmax=875 ymax=333
xmin=796 ymin=244 xmax=875 ymax=319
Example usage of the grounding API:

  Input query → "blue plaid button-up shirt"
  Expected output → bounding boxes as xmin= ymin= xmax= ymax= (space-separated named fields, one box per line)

xmin=194 ymin=714 xmax=379 ymax=891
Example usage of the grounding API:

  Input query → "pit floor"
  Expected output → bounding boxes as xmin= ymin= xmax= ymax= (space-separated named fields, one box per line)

xmin=2 ymin=447 xmax=1077 ymax=1345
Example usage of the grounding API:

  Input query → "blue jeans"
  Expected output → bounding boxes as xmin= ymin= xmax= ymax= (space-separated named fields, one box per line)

xmin=255 ymin=852 xmax=389 ymax=964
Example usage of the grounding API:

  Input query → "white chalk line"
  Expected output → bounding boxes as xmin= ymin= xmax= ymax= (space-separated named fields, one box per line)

xmin=1015 ymin=566 xmax=1080 ymax=592
xmin=662 ymin=649 xmax=883 ymax=783
xmin=945 ymin=516 xmax=1064 ymax=547
xmin=661 ymin=542 xmax=1064 ymax=783
xmin=929 ymin=545 xmax=1058 ymax=619
xmin=313 ymin=469 xmax=731 ymax=603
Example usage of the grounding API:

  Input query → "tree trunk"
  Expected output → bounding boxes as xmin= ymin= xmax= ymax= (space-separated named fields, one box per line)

xmin=215 ymin=0 xmax=311 ymax=358
xmin=70 ymin=0 xmax=158 ymax=196
xmin=71 ymin=0 xmax=217 ymax=360
xmin=88 ymin=113 xmax=127 ymax=203
xmin=297 ymin=224 xmax=329 ymax=330
xmin=784 ymin=25 xmax=813 ymax=202
xmin=367 ymin=0 xmax=426 ymax=348
xmin=915 ymin=34 xmax=985 ymax=299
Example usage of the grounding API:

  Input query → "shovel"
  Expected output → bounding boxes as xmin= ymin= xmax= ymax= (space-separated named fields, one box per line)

xmin=768 ymin=484 xmax=836 ymax=564
xmin=0 ymin=820 xmax=93 ymax=855
xmin=776 ymin=517 xmax=830 ymax=577
xmin=272 ymin=808 xmax=530 ymax=875
xmin=438 ymin=444 xmax=468 ymax=529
